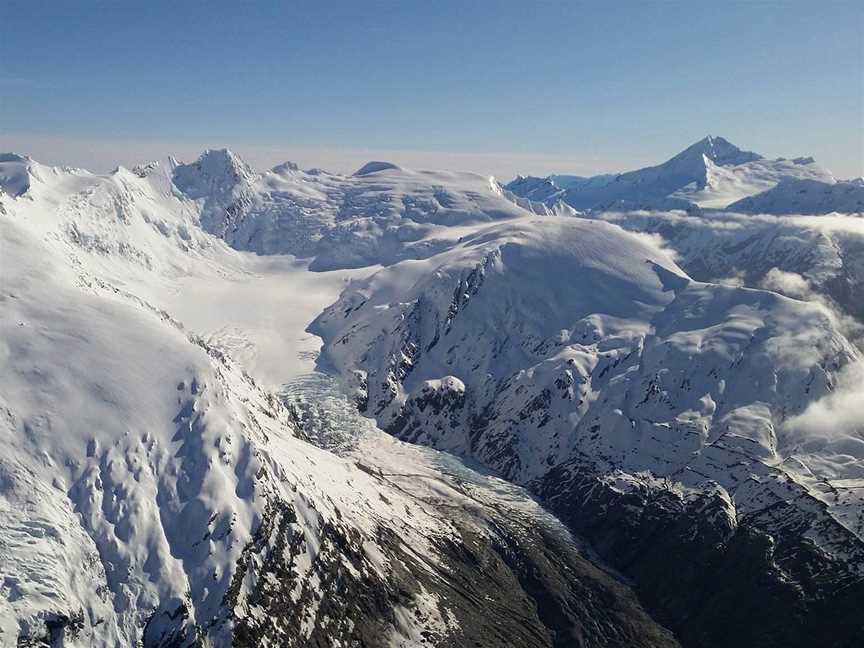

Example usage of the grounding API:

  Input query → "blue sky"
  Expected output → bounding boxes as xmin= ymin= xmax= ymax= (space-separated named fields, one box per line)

xmin=1 ymin=1 xmax=862 ymax=178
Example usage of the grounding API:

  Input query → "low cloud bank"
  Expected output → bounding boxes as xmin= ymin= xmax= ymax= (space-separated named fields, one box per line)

xmin=784 ymin=361 xmax=864 ymax=474
xmin=758 ymin=268 xmax=864 ymax=349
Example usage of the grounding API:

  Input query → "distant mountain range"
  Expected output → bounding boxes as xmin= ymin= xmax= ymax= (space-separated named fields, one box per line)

xmin=506 ymin=135 xmax=864 ymax=214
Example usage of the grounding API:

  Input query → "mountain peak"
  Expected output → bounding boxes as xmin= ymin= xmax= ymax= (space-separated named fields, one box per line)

xmin=193 ymin=148 xmax=254 ymax=179
xmin=172 ymin=148 xmax=255 ymax=200
xmin=675 ymin=135 xmax=763 ymax=167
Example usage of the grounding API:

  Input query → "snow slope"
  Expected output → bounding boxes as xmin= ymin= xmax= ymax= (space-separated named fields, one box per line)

xmin=0 ymin=156 xmax=404 ymax=646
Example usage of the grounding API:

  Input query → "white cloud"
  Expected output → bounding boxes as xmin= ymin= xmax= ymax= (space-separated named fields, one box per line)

xmin=625 ymin=230 xmax=681 ymax=264
xmin=785 ymin=361 xmax=864 ymax=461
xmin=759 ymin=268 xmax=811 ymax=299
xmin=757 ymin=268 xmax=864 ymax=348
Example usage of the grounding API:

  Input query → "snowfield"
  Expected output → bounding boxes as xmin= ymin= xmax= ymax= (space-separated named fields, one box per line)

xmin=1 ymin=137 xmax=863 ymax=647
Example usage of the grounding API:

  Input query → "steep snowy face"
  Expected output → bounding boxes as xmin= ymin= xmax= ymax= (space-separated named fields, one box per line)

xmin=172 ymin=148 xmax=255 ymax=198
xmin=0 ymin=220 xmax=282 ymax=646
xmin=555 ymin=135 xmax=762 ymax=209
xmin=507 ymin=136 xmax=840 ymax=212
xmin=316 ymin=217 xmax=675 ymax=377
xmin=633 ymin=135 xmax=762 ymax=198
xmin=316 ymin=214 xmax=864 ymax=647
xmin=314 ymin=217 xmax=686 ymax=475
xmin=671 ymin=155 xmax=837 ymax=209
xmin=172 ymin=148 xmax=257 ymax=237
xmin=1 ymin=173 xmax=393 ymax=645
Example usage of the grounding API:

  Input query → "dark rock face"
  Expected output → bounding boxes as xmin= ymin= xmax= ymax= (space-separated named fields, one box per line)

xmin=134 ymin=474 xmax=679 ymax=647
xmin=227 ymin=501 xmax=401 ymax=647
xmin=142 ymin=602 xmax=202 ymax=648
xmin=428 ymin=523 xmax=679 ymax=648
xmin=16 ymin=611 xmax=85 ymax=647
xmin=533 ymin=460 xmax=864 ymax=648
xmin=222 ymin=498 xmax=680 ymax=648
xmin=387 ymin=378 xmax=466 ymax=445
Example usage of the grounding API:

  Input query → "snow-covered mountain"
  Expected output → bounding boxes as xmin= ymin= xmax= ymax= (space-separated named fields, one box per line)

xmin=2 ymin=143 xmax=863 ymax=648
xmin=313 ymin=214 xmax=864 ymax=646
xmin=506 ymin=136 xmax=846 ymax=213
xmin=0 ymin=154 xmax=677 ymax=647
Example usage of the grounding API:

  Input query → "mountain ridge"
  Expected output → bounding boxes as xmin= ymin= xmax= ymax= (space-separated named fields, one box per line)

xmin=506 ymin=136 xmax=847 ymax=213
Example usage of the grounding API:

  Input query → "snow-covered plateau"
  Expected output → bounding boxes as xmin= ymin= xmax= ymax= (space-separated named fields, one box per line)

xmin=1 ymin=137 xmax=862 ymax=648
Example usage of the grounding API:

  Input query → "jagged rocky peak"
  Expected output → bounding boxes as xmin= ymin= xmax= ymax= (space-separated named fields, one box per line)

xmin=169 ymin=148 xmax=259 ymax=239
xmin=172 ymin=148 xmax=255 ymax=199
xmin=504 ymin=174 xmax=565 ymax=203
